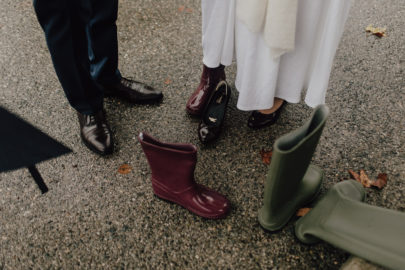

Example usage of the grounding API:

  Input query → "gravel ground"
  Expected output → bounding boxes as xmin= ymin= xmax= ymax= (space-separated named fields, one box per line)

xmin=0 ymin=0 xmax=404 ymax=269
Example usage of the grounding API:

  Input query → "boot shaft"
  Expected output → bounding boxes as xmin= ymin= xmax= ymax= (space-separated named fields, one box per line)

xmin=200 ymin=64 xmax=226 ymax=85
xmin=295 ymin=180 xmax=405 ymax=270
xmin=138 ymin=133 xmax=197 ymax=191
xmin=264 ymin=106 xmax=329 ymax=208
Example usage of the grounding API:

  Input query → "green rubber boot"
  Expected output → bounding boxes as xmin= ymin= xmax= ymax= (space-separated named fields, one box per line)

xmin=258 ymin=105 xmax=329 ymax=231
xmin=295 ymin=180 xmax=405 ymax=270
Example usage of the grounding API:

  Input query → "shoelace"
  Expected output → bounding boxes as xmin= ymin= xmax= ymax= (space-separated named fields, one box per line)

xmin=86 ymin=115 xmax=96 ymax=125
xmin=86 ymin=115 xmax=110 ymax=134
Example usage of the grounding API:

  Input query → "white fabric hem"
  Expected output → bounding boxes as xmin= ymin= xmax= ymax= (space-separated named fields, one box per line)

xmin=201 ymin=0 xmax=350 ymax=111
xmin=236 ymin=94 xmax=300 ymax=111
xmin=304 ymin=96 xmax=325 ymax=108
xmin=202 ymin=57 xmax=232 ymax=69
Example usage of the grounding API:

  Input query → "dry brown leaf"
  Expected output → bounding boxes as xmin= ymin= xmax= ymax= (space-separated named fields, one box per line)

xmin=260 ymin=149 xmax=272 ymax=165
xmin=348 ymin=170 xmax=388 ymax=189
xmin=370 ymin=173 xmax=388 ymax=190
xmin=178 ymin=5 xmax=185 ymax=12
xmin=118 ymin=164 xmax=132 ymax=175
xmin=366 ymin=24 xmax=386 ymax=37
xmin=359 ymin=169 xmax=372 ymax=188
xmin=348 ymin=169 xmax=360 ymax=182
xmin=164 ymin=78 xmax=172 ymax=85
xmin=349 ymin=169 xmax=371 ymax=187
xmin=297 ymin=208 xmax=312 ymax=217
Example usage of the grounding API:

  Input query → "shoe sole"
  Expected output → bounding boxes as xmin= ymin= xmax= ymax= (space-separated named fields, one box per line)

xmin=80 ymin=134 xmax=113 ymax=156
xmin=152 ymin=182 xmax=230 ymax=219
xmin=247 ymin=118 xmax=278 ymax=130
xmin=185 ymin=107 xmax=203 ymax=117
xmin=247 ymin=102 xmax=286 ymax=130
xmin=104 ymin=93 xmax=163 ymax=105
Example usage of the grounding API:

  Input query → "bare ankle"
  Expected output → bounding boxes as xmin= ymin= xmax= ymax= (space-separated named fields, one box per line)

xmin=259 ymin=98 xmax=284 ymax=114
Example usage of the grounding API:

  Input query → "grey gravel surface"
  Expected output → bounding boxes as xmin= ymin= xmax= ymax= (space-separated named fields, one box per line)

xmin=0 ymin=0 xmax=404 ymax=269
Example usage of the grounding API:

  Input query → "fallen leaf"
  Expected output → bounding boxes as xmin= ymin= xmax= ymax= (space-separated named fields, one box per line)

xmin=348 ymin=170 xmax=388 ymax=189
xmin=297 ymin=208 xmax=311 ymax=217
xmin=370 ymin=173 xmax=388 ymax=190
xmin=118 ymin=164 xmax=132 ymax=175
xmin=348 ymin=169 xmax=360 ymax=182
xmin=359 ymin=169 xmax=372 ymax=188
xmin=178 ymin=5 xmax=185 ymax=12
xmin=185 ymin=8 xmax=193 ymax=13
xmin=260 ymin=149 xmax=272 ymax=165
xmin=164 ymin=78 xmax=172 ymax=85
xmin=366 ymin=24 xmax=386 ymax=37
xmin=349 ymin=169 xmax=372 ymax=187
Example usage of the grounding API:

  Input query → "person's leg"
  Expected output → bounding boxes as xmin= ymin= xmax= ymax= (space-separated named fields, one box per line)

xmin=276 ymin=0 xmax=351 ymax=107
xmin=86 ymin=0 xmax=162 ymax=104
xmin=243 ymin=0 xmax=326 ymax=128
xmin=201 ymin=0 xmax=235 ymax=68
xmin=233 ymin=17 xmax=285 ymax=129
xmin=86 ymin=0 xmax=121 ymax=85
xmin=186 ymin=0 xmax=235 ymax=116
xmin=33 ymin=0 xmax=113 ymax=155
xmin=33 ymin=0 xmax=103 ymax=115
xmin=258 ymin=98 xmax=284 ymax=114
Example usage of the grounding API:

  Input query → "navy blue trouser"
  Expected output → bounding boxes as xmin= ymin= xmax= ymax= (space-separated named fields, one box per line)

xmin=33 ymin=0 xmax=121 ymax=114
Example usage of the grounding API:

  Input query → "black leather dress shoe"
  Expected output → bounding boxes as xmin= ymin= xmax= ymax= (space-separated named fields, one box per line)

xmin=77 ymin=110 xmax=113 ymax=156
xmin=247 ymin=101 xmax=285 ymax=129
xmin=198 ymin=80 xmax=231 ymax=144
xmin=102 ymin=77 xmax=163 ymax=104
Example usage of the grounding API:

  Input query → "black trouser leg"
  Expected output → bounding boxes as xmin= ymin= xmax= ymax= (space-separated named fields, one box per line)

xmin=33 ymin=0 xmax=103 ymax=115
xmin=87 ymin=0 xmax=121 ymax=85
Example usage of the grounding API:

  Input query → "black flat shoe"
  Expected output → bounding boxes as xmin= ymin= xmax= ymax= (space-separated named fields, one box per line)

xmin=102 ymin=77 xmax=163 ymax=104
xmin=247 ymin=101 xmax=285 ymax=129
xmin=198 ymin=80 xmax=231 ymax=144
xmin=77 ymin=110 xmax=113 ymax=156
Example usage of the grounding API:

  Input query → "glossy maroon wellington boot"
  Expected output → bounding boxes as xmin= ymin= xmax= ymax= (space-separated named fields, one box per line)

xmin=138 ymin=132 xmax=230 ymax=219
xmin=186 ymin=64 xmax=226 ymax=116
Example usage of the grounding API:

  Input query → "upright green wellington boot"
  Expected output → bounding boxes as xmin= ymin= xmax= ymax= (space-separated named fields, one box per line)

xmin=295 ymin=180 xmax=405 ymax=270
xmin=258 ymin=105 xmax=329 ymax=231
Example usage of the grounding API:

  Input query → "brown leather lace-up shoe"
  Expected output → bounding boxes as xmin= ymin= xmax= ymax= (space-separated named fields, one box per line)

xmin=77 ymin=110 xmax=113 ymax=156
xmin=102 ymin=77 xmax=163 ymax=104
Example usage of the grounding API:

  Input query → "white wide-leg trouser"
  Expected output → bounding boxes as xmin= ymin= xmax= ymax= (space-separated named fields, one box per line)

xmin=201 ymin=0 xmax=352 ymax=111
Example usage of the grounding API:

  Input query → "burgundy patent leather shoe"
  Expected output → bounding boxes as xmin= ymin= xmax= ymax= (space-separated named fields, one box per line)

xmin=186 ymin=64 xmax=226 ymax=116
xmin=138 ymin=132 xmax=230 ymax=219
xmin=102 ymin=77 xmax=163 ymax=104
xmin=77 ymin=110 xmax=113 ymax=155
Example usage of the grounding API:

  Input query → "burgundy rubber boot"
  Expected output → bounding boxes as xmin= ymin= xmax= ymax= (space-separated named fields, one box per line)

xmin=138 ymin=132 xmax=230 ymax=219
xmin=186 ymin=64 xmax=226 ymax=116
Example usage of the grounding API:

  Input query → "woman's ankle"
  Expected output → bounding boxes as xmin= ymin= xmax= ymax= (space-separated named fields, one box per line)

xmin=259 ymin=98 xmax=285 ymax=114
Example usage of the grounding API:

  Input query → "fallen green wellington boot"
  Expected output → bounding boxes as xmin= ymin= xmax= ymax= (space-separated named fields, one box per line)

xmin=295 ymin=180 xmax=405 ymax=270
xmin=258 ymin=105 xmax=329 ymax=231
